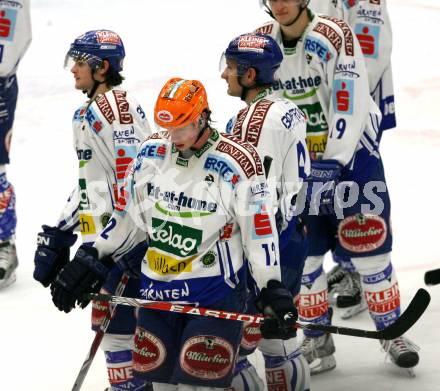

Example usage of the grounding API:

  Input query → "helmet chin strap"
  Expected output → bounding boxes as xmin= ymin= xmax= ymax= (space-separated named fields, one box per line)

xmin=238 ymin=75 xmax=258 ymax=102
xmin=190 ymin=116 xmax=211 ymax=151
xmin=265 ymin=0 xmax=309 ymax=27
xmin=83 ymin=69 xmax=106 ymax=99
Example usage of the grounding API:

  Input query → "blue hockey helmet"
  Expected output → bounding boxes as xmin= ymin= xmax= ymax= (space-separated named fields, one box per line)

xmin=65 ymin=30 xmax=125 ymax=72
xmin=223 ymin=33 xmax=283 ymax=85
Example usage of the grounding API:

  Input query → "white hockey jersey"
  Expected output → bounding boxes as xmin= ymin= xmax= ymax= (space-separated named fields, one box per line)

xmin=255 ymin=12 xmax=382 ymax=165
xmin=0 ymin=0 xmax=31 ymax=76
xmin=57 ymin=89 xmax=151 ymax=244
xmin=229 ymin=92 xmax=310 ymax=227
xmin=93 ymin=130 xmax=281 ymax=306
xmin=308 ymin=0 xmax=396 ymax=130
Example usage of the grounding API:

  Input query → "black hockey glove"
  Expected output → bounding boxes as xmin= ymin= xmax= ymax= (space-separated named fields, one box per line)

xmin=255 ymin=280 xmax=298 ymax=339
xmin=115 ymin=241 xmax=149 ymax=278
xmin=50 ymin=245 xmax=112 ymax=313
xmin=33 ymin=225 xmax=77 ymax=287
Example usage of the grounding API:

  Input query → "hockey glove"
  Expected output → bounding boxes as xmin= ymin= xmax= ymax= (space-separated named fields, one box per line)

xmin=116 ymin=241 xmax=149 ymax=278
xmin=33 ymin=225 xmax=77 ymax=287
xmin=255 ymin=280 xmax=298 ymax=339
xmin=306 ymin=159 xmax=343 ymax=215
xmin=50 ymin=245 xmax=112 ymax=313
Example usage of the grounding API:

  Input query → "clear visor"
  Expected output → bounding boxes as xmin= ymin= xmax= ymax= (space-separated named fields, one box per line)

xmin=155 ymin=120 xmax=199 ymax=144
xmin=219 ymin=52 xmax=241 ymax=77
xmin=219 ymin=52 xmax=227 ymax=74
xmin=63 ymin=50 xmax=103 ymax=70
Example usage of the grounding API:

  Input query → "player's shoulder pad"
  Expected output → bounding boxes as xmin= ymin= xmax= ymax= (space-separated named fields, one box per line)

xmin=133 ymin=132 xmax=170 ymax=172
xmin=305 ymin=15 xmax=356 ymax=63
xmin=266 ymin=98 xmax=307 ymax=132
xmin=254 ymin=21 xmax=275 ymax=35
xmin=214 ymin=133 xmax=265 ymax=179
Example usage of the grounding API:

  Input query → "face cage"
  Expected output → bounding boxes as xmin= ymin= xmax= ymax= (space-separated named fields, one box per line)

xmin=64 ymin=50 xmax=103 ymax=71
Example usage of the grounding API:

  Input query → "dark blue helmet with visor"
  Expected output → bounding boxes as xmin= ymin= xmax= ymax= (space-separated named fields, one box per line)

xmin=64 ymin=29 xmax=125 ymax=72
xmin=223 ymin=33 xmax=283 ymax=86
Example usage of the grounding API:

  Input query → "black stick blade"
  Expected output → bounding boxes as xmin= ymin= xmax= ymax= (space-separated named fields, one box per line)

xmin=301 ymin=288 xmax=430 ymax=340
xmin=425 ymin=268 xmax=440 ymax=286
xmin=375 ymin=288 xmax=431 ymax=340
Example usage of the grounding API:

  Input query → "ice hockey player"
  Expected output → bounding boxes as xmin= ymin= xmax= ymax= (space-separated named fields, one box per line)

xmin=33 ymin=30 xmax=151 ymax=391
xmin=256 ymin=0 xmax=419 ymax=375
xmin=49 ymin=77 xmax=300 ymax=390
xmin=308 ymin=0 xmax=396 ymax=319
xmin=221 ymin=32 xmax=310 ymax=390
xmin=0 ymin=0 xmax=31 ymax=289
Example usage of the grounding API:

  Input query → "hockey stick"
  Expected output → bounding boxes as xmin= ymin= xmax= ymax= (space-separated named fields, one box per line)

xmin=85 ymin=288 xmax=430 ymax=340
xmin=71 ymin=273 xmax=129 ymax=391
xmin=424 ymin=268 xmax=440 ymax=286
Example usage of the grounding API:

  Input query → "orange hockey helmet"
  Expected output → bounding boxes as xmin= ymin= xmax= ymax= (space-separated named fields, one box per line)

xmin=154 ymin=78 xmax=210 ymax=129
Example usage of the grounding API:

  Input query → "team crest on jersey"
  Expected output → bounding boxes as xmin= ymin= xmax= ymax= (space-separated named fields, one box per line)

xmin=100 ymin=212 xmax=111 ymax=228
xmin=200 ymin=251 xmax=217 ymax=268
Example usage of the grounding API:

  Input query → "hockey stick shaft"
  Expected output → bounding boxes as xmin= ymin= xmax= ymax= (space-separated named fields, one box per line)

xmin=71 ymin=274 xmax=130 ymax=391
xmin=425 ymin=267 xmax=440 ymax=286
xmin=86 ymin=288 xmax=430 ymax=340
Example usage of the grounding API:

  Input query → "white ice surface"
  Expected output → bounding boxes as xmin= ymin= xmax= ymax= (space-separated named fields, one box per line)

xmin=1 ymin=0 xmax=439 ymax=390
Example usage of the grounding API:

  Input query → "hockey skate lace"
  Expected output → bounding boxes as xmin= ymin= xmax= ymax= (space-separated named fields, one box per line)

xmin=328 ymin=266 xmax=345 ymax=286
xmin=381 ymin=336 xmax=420 ymax=363
xmin=340 ymin=273 xmax=361 ymax=296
